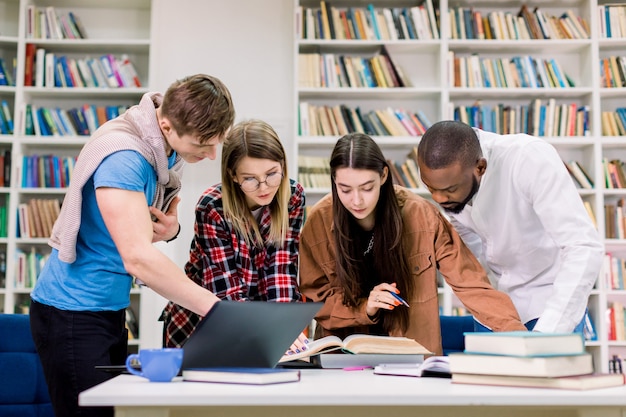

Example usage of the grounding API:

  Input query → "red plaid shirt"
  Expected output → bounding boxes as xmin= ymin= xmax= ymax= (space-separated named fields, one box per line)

xmin=163 ymin=180 xmax=305 ymax=347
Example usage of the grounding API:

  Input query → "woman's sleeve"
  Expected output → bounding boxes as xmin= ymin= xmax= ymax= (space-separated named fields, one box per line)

xmin=187 ymin=196 xmax=245 ymax=300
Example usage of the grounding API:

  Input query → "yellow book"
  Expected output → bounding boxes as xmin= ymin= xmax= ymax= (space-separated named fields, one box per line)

xmin=375 ymin=109 xmax=405 ymax=136
xmin=319 ymin=1 xmax=332 ymax=39
xmin=369 ymin=56 xmax=388 ymax=87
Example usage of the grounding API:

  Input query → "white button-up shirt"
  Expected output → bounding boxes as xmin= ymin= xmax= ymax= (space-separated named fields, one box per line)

xmin=447 ymin=129 xmax=603 ymax=333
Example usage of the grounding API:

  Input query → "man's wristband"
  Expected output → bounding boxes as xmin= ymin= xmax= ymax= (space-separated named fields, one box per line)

xmin=166 ymin=223 xmax=181 ymax=243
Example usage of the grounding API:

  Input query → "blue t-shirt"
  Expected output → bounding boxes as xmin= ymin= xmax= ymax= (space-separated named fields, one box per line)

xmin=31 ymin=150 xmax=177 ymax=311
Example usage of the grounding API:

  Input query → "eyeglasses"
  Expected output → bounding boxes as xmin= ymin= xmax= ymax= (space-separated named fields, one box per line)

xmin=238 ymin=172 xmax=283 ymax=192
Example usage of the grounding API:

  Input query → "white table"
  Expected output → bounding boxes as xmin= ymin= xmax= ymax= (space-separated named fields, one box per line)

xmin=79 ymin=370 xmax=626 ymax=417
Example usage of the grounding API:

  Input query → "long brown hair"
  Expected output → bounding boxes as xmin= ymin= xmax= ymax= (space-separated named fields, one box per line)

xmin=330 ymin=133 xmax=414 ymax=332
xmin=221 ymin=119 xmax=291 ymax=247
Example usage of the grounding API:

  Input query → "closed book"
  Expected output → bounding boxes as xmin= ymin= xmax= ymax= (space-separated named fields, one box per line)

xmin=183 ymin=368 xmax=300 ymax=385
xmin=452 ymin=372 xmax=625 ymax=390
xmin=463 ymin=331 xmax=585 ymax=356
xmin=449 ymin=353 xmax=593 ymax=378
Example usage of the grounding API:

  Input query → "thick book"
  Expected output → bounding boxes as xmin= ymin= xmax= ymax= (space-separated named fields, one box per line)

xmin=183 ymin=368 xmax=301 ymax=385
xmin=452 ymin=372 xmax=625 ymax=390
xmin=448 ymin=352 xmax=593 ymax=378
xmin=374 ymin=356 xmax=451 ymax=378
xmin=463 ymin=331 xmax=585 ymax=356
xmin=279 ymin=334 xmax=431 ymax=363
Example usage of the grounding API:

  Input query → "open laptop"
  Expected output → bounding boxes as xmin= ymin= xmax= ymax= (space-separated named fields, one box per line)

xmin=181 ymin=301 xmax=323 ymax=369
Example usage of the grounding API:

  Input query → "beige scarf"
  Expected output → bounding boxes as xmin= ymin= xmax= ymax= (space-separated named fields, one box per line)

xmin=49 ymin=93 xmax=184 ymax=263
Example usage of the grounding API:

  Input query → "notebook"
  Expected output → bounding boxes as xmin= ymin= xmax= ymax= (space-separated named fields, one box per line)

xmin=181 ymin=300 xmax=323 ymax=370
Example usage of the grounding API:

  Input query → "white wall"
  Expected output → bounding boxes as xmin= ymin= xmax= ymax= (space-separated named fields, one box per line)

xmin=140 ymin=0 xmax=296 ymax=347
xmin=152 ymin=0 xmax=295 ymax=263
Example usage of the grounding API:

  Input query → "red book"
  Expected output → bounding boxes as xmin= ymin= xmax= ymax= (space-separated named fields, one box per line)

xmin=24 ymin=43 xmax=36 ymax=86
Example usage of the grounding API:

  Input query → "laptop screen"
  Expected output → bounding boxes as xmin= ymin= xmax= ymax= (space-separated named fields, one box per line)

xmin=181 ymin=301 xmax=323 ymax=369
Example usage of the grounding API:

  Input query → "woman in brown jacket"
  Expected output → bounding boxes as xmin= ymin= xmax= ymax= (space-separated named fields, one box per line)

xmin=298 ymin=133 xmax=526 ymax=355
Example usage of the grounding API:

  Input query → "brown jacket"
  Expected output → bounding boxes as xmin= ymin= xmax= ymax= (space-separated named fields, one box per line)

xmin=299 ymin=187 xmax=526 ymax=355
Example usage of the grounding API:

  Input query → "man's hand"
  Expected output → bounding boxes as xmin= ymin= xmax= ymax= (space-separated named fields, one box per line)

xmin=149 ymin=196 xmax=181 ymax=243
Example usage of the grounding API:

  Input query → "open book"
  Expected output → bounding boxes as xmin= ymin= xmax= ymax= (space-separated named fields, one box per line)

xmin=279 ymin=334 xmax=431 ymax=363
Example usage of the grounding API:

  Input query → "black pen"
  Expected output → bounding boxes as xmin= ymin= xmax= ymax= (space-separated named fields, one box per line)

xmin=388 ymin=291 xmax=410 ymax=307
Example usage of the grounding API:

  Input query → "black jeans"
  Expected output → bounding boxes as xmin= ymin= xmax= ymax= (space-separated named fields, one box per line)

xmin=30 ymin=299 xmax=128 ymax=417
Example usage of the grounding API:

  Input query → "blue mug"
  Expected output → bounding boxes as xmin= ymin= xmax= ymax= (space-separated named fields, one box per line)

xmin=125 ymin=348 xmax=183 ymax=382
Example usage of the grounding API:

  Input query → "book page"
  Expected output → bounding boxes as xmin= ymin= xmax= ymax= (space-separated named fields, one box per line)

xmin=278 ymin=335 xmax=343 ymax=363
xmin=343 ymin=334 xmax=431 ymax=355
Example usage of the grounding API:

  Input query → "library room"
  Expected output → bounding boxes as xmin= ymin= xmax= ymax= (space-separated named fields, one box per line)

xmin=1 ymin=1 xmax=626 ymax=417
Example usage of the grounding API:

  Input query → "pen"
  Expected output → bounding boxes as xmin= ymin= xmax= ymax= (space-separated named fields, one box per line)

xmin=388 ymin=291 xmax=410 ymax=307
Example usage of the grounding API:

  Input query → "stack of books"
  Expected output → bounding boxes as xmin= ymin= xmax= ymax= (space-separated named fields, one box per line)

xmin=449 ymin=331 xmax=625 ymax=390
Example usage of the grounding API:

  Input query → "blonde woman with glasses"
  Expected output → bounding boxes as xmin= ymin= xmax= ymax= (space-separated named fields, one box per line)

xmin=163 ymin=119 xmax=309 ymax=353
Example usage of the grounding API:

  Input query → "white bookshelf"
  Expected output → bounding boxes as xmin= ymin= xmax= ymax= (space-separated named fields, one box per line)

xmin=294 ymin=0 xmax=626 ymax=372
xmin=0 ymin=0 xmax=154 ymax=353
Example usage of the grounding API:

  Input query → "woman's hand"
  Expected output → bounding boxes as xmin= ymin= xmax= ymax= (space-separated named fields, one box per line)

xmin=284 ymin=331 xmax=310 ymax=357
xmin=366 ymin=282 xmax=402 ymax=317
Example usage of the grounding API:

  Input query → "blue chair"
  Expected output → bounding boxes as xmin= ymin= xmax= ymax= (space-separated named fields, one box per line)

xmin=439 ymin=315 xmax=474 ymax=355
xmin=0 ymin=314 xmax=54 ymax=417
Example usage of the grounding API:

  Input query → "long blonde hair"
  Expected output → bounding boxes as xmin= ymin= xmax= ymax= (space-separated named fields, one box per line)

xmin=221 ymin=120 xmax=291 ymax=247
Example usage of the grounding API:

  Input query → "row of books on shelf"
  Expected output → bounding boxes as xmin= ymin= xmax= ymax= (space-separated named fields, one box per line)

xmin=449 ymin=53 xmax=573 ymax=89
xmin=20 ymin=103 xmax=128 ymax=137
xmin=449 ymin=6 xmax=588 ymax=41
xmin=0 ymin=58 xmax=15 ymax=87
xmin=602 ymin=109 xmax=626 ymax=137
xmin=599 ymin=4 xmax=626 ymax=39
xmin=604 ymin=253 xmax=626 ymax=291
xmin=298 ymin=155 xmax=330 ymax=189
xmin=448 ymin=331 xmax=625 ymax=390
xmin=0 ymin=251 xmax=6 ymax=288
xmin=25 ymin=46 xmax=142 ymax=89
xmin=0 ymin=204 xmax=7 ymax=238
xmin=14 ymin=247 xmax=49 ymax=290
xmin=565 ymin=160 xmax=594 ymax=190
xmin=604 ymin=199 xmax=626 ymax=239
xmin=453 ymin=100 xmax=590 ymax=138
xmin=17 ymin=198 xmax=61 ymax=239
xmin=387 ymin=154 xmax=423 ymax=190
xmin=608 ymin=301 xmax=626 ymax=341
xmin=298 ymin=151 xmax=424 ymax=190
xmin=299 ymin=48 xmax=409 ymax=89
xmin=600 ymin=56 xmax=626 ymax=88
xmin=297 ymin=1 xmax=439 ymax=41
xmin=0 ymin=150 xmax=12 ymax=188
xmin=21 ymin=155 xmax=76 ymax=189
xmin=604 ymin=158 xmax=626 ymax=189
xmin=25 ymin=6 xmax=87 ymax=40
xmin=0 ymin=101 xmax=14 ymax=135
xmin=299 ymin=102 xmax=432 ymax=137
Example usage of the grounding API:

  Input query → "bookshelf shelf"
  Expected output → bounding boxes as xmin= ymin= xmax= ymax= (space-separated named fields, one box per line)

xmin=23 ymin=87 xmax=149 ymax=98
xmin=448 ymin=39 xmax=591 ymax=51
xmin=294 ymin=0 xmax=626 ymax=372
xmin=0 ymin=0 xmax=154 ymax=354
xmin=448 ymin=87 xmax=593 ymax=98
xmin=299 ymin=87 xmax=440 ymax=98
